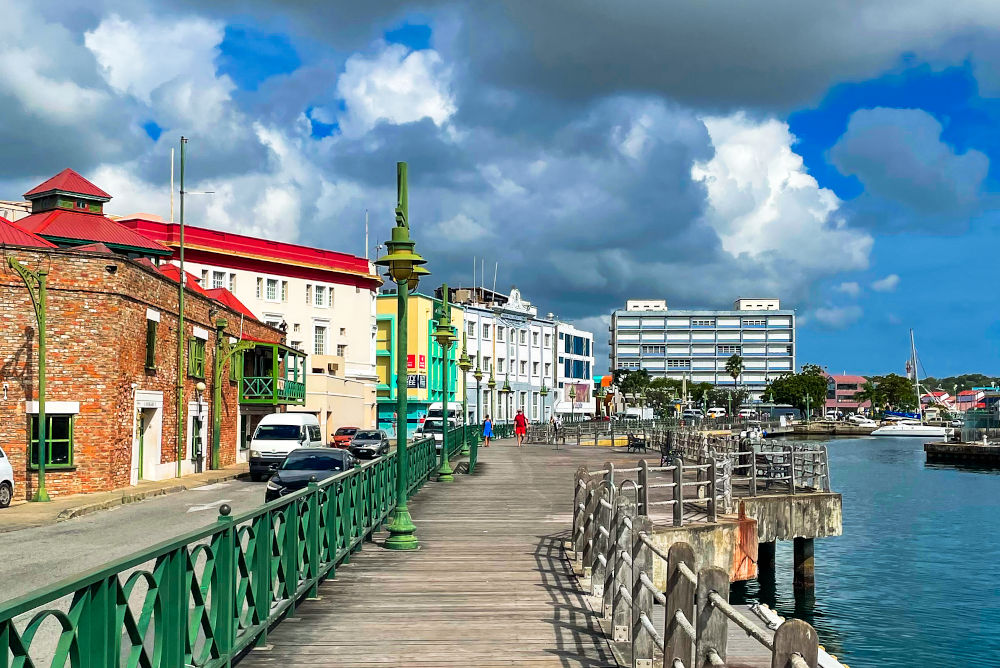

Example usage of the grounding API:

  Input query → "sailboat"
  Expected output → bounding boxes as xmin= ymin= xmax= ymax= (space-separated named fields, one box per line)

xmin=871 ymin=330 xmax=948 ymax=438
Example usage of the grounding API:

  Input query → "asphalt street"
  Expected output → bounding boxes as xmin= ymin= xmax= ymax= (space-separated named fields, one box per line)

xmin=0 ymin=478 xmax=265 ymax=603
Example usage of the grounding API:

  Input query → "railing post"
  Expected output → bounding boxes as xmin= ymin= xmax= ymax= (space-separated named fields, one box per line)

xmin=612 ymin=496 xmax=635 ymax=640
xmin=631 ymin=515 xmax=654 ymax=667
xmin=665 ymin=542 xmax=696 ymax=667
xmin=821 ymin=445 xmax=831 ymax=492
xmin=637 ymin=459 xmax=648 ymax=517
xmin=253 ymin=511 xmax=272 ymax=647
xmin=306 ymin=480 xmax=320 ymax=597
xmin=592 ymin=482 xmax=613 ymax=597
xmin=582 ymin=479 xmax=600 ymax=578
xmin=696 ymin=567 xmax=730 ymax=667
xmin=750 ymin=444 xmax=758 ymax=497
xmin=604 ymin=461 xmax=615 ymax=487
xmin=708 ymin=458 xmax=717 ymax=523
xmin=214 ymin=504 xmax=237 ymax=661
xmin=771 ymin=619 xmax=819 ymax=668
xmin=573 ymin=466 xmax=589 ymax=561
xmin=75 ymin=576 xmax=116 ymax=668
xmin=673 ymin=457 xmax=684 ymax=527
xmin=787 ymin=446 xmax=797 ymax=495
xmin=158 ymin=547 xmax=189 ymax=668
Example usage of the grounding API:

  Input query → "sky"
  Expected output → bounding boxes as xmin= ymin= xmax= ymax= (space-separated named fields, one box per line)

xmin=1 ymin=0 xmax=999 ymax=377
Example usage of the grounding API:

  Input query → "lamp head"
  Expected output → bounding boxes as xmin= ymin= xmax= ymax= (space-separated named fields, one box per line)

xmin=374 ymin=225 xmax=425 ymax=283
xmin=540 ymin=384 xmax=549 ymax=397
xmin=195 ymin=381 xmax=206 ymax=393
xmin=407 ymin=264 xmax=430 ymax=291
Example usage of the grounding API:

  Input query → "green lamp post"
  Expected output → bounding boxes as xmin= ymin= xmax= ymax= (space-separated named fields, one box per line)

xmin=804 ymin=391 xmax=812 ymax=424
xmin=473 ymin=357 xmax=484 ymax=425
xmin=569 ymin=385 xmax=577 ymax=424
xmin=433 ymin=287 xmax=457 ymax=482
xmin=8 ymin=258 xmax=50 ymax=502
xmin=540 ymin=384 xmax=549 ymax=422
xmin=375 ymin=161 xmax=427 ymax=551
xmin=701 ymin=389 xmax=708 ymax=417
xmin=487 ymin=371 xmax=496 ymax=424
xmin=457 ymin=335 xmax=472 ymax=456
xmin=499 ymin=374 xmax=512 ymax=426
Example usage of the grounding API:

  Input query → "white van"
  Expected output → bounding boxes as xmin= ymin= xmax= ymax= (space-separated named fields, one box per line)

xmin=249 ymin=413 xmax=324 ymax=481
xmin=426 ymin=402 xmax=464 ymax=424
xmin=706 ymin=407 xmax=726 ymax=419
xmin=413 ymin=417 xmax=459 ymax=451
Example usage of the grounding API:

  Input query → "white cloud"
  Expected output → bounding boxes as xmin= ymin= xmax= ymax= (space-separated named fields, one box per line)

xmin=835 ymin=281 xmax=861 ymax=297
xmin=335 ymin=44 xmax=455 ymax=138
xmin=871 ymin=273 xmax=900 ymax=292
xmin=693 ymin=114 xmax=872 ymax=275
xmin=811 ymin=305 xmax=863 ymax=329
xmin=431 ymin=212 xmax=494 ymax=243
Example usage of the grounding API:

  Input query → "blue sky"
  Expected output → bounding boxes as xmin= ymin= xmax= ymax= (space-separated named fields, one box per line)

xmin=3 ymin=1 xmax=999 ymax=377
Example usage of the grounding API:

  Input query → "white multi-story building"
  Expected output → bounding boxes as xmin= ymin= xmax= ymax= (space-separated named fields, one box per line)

xmin=123 ymin=214 xmax=382 ymax=437
xmin=452 ymin=287 xmax=595 ymax=423
xmin=609 ymin=298 xmax=795 ymax=401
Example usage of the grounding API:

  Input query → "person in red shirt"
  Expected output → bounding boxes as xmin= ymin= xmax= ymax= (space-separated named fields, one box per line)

xmin=514 ymin=409 xmax=528 ymax=447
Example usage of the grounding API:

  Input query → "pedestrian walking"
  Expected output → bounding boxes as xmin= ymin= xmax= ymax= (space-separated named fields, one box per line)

xmin=514 ymin=409 xmax=528 ymax=447
xmin=482 ymin=415 xmax=493 ymax=447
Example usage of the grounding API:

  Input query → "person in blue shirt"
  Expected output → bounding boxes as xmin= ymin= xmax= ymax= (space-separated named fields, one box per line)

xmin=482 ymin=415 xmax=493 ymax=447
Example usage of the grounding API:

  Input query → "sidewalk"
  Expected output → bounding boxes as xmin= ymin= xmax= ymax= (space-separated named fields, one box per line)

xmin=0 ymin=464 xmax=248 ymax=534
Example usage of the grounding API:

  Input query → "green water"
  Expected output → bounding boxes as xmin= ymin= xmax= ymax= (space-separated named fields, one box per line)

xmin=732 ymin=435 xmax=1000 ymax=666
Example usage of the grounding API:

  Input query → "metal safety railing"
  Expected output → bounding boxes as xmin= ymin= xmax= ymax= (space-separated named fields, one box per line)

xmin=571 ymin=468 xmax=821 ymax=668
xmin=0 ymin=435 xmax=462 ymax=667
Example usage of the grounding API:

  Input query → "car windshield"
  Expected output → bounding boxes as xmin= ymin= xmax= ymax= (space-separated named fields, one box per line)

xmin=355 ymin=431 xmax=381 ymax=440
xmin=422 ymin=419 xmax=444 ymax=433
xmin=335 ymin=427 xmax=358 ymax=436
xmin=281 ymin=453 xmax=347 ymax=471
xmin=255 ymin=425 xmax=302 ymax=440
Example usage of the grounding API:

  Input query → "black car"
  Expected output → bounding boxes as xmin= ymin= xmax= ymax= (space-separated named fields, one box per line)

xmin=349 ymin=429 xmax=391 ymax=459
xmin=264 ymin=448 xmax=356 ymax=502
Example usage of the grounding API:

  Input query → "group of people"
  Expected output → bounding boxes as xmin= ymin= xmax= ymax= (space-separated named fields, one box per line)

xmin=481 ymin=412 xmax=563 ymax=447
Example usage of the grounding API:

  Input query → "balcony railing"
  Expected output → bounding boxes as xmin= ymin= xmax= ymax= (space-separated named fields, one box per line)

xmin=242 ymin=376 xmax=306 ymax=405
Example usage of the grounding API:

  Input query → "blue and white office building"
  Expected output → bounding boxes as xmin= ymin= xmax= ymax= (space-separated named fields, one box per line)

xmin=609 ymin=298 xmax=796 ymax=400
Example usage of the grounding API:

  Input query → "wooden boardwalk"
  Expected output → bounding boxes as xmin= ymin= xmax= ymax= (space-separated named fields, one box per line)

xmin=238 ymin=439 xmax=780 ymax=667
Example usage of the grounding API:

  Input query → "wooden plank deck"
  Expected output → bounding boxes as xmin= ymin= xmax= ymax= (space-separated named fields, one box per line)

xmin=237 ymin=439 xmax=778 ymax=667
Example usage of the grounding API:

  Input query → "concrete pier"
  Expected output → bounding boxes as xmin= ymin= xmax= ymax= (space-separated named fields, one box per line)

xmin=793 ymin=537 xmax=815 ymax=593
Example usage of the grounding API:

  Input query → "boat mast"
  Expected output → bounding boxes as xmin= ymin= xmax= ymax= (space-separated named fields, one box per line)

xmin=910 ymin=329 xmax=923 ymax=423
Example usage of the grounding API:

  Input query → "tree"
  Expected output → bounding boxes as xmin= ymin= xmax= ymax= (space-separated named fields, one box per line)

xmin=853 ymin=380 xmax=885 ymax=413
xmin=873 ymin=373 xmax=917 ymax=411
xmin=764 ymin=367 xmax=828 ymax=413
xmin=725 ymin=354 xmax=744 ymax=385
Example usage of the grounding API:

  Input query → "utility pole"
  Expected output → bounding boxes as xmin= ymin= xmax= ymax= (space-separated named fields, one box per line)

xmin=212 ymin=319 xmax=255 ymax=470
xmin=176 ymin=136 xmax=188 ymax=477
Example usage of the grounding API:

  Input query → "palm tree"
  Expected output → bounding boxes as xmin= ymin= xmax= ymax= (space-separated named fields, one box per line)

xmin=725 ymin=354 xmax=744 ymax=416
xmin=853 ymin=380 xmax=884 ymax=415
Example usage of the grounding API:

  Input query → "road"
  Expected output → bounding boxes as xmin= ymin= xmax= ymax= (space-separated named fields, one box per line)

xmin=0 ymin=479 xmax=265 ymax=603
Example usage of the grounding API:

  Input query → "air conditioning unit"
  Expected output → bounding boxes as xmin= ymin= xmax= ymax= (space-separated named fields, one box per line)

xmin=327 ymin=362 xmax=339 ymax=374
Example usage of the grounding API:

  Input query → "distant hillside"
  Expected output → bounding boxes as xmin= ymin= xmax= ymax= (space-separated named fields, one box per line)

xmin=921 ymin=374 xmax=1000 ymax=393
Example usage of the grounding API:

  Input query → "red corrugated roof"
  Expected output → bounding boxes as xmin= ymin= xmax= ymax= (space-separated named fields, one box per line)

xmin=15 ymin=209 xmax=170 ymax=254
xmin=158 ymin=264 xmax=210 ymax=296
xmin=205 ymin=287 xmax=258 ymax=322
xmin=827 ymin=374 xmax=867 ymax=384
xmin=0 ymin=216 xmax=56 ymax=248
xmin=24 ymin=169 xmax=111 ymax=199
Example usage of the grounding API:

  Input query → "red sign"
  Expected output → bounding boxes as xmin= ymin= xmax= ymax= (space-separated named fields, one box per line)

xmin=419 ymin=354 xmax=426 ymax=370
xmin=407 ymin=354 xmax=416 ymax=369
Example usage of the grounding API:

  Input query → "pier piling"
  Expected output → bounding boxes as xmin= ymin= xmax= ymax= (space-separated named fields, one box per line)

xmin=793 ymin=537 xmax=815 ymax=593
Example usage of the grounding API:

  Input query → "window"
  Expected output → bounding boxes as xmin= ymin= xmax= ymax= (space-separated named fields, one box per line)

xmin=559 ymin=333 xmax=564 ymax=339
xmin=315 ymin=286 xmax=327 ymax=307
xmin=717 ymin=345 xmax=741 ymax=355
xmin=30 ymin=415 xmax=73 ymax=468
xmin=558 ymin=356 xmax=564 ymax=363
xmin=327 ymin=288 xmax=334 ymax=307
xmin=228 ymin=274 xmax=235 ymax=291
xmin=340 ymin=328 xmax=346 ymax=335
xmin=533 ymin=362 xmax=539 ymax=375
xmin=482 ymin=324 xmax=491 ymax=339
xmin=306 ymin=285 xmax=312 ymax=304
xmin=691 ymin=319 xmax=715 ymax=327
xmin=742 ymin=319 xmax=766 ymax=327
xmin=532 ymin=332 xmax=539 ymax=346
xmin=337 ymin=344 xmax=347 ymax=357
xmin=641 ymin=344 xmax=666 ymax=355
xmin=256 ymin=277 xmax=263 ymax=298
xmin=188 ymin=338 xmax=206 ymax=378
xmin=667 ymin=359 xmax=691 ymax=369
xmin=281 ymin=281 xmax=288 ymax=302
xmin=520 ymin=330 xmax=526 ymax=344
xmin=520 ymin=360 xmax=527 ymax=374
xmin=497 ymin=326 xmax=504 ymax=342
xmin=544 ymin=333 xmax=551 ymax=347
xmin=618 ymin=361 xmax=640 ymax=370
xmin=544 ymin=363 xmax=551 ymax=376
xmin=266 ymin=278 xmax=278 ymax=301
xmin=467 ymin=321 xmax=475 ymax=336
xmin=145 ymin=320 xmax=157 ymax=370
xmin=293 ymin=323 xmax=300 ymax=333
xmin=498 ymin=358 xmax=505 ymax=373
xmin=200 ymin=269 xmax=208 ymax=285
xmin=314 ymin=326 xmax=327 ymax=355
xmin=212 ymin=271 xmax=226 ymax=289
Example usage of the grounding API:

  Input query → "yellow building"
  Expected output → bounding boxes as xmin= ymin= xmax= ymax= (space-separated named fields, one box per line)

xmin=376 ymin=290 xmax=464 ymax=436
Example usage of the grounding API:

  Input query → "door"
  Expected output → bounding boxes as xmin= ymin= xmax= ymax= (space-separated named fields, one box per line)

xmin=192 ymin=416 xmax=204 ymax=473
xmin=137 ymin=411 xmax=145 ymax=479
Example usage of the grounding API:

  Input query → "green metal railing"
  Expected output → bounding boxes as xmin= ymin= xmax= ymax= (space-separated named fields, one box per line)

xmin=0 ymin=437 xmax=441 ymax=667
xmin=240 ymin=376 xmax=306 ymax=405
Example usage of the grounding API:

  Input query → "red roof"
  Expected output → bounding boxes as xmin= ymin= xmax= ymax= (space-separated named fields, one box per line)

xmin=120 ymin=217 xmax=379 ymax=287
xmin=0 ymin=216 xmax=56 ymax=248
xmin=205 ymin=287 xmax=258 ymax=321
xmin=826 ymin=374 xmax=867 ymax=384
xmin=24 ymin=168 xmax=111 ymax=200
xmin=15 ymin=209 xmax=170 ymax=254
xmin=158 ymin=264 xmax=210 ymax=296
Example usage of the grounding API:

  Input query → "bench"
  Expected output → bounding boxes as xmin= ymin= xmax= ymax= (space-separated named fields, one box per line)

xmin=626 ymin=433 xmax=647 ymax=453
xmin=754 ymin=452 xmax=790 ymax=489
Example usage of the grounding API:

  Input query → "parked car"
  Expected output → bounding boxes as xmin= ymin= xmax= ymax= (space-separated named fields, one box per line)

xmin=349 ymin=429 xmax=391 ymax=459
xmin=249 ymin=413 xmax=325 ymax=482
xmin=0 ymin=446 xmax=13 ymax=508
xmin=264 ymin=448 xmax=357 ymax=502
xmin=706 ymin=407 xmax=726 ymax=419
xmin=414 ymin=418 xmax=457 ymax=451
xmin=682 ymin=409 xmax=704 ymax=420
xmin=332 ymin=426 xmax=359 ymax=449
xmin=738 ymin=408 xmax=758 ymax=420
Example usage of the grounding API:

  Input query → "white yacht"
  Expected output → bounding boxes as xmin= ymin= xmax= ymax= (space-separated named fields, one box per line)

xmin=871 ymin=419 xmax=947 ymax=438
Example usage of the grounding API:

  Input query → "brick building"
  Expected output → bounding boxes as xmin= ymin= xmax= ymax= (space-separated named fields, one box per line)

xmin=0 ymin=242 xmax=297 ymax=500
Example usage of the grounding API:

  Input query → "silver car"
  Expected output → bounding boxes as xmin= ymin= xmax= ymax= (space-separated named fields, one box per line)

xmin=349 ymin=429 xmax=390 ymax=459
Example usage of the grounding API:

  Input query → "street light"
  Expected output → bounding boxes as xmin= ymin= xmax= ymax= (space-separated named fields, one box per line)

xmin=458 ymin=333 xmax=472 ymax=457
xmin=804 ymin=392 xmax=812 ymax=424
xmin=499 ymin=374 xmax=512 ymax=426
xmin=540 ymin=384 xmax=549 ymax=421
xmin=569 ymin=385 xmax=577 ymax=424
xmin=487 ymin=371 xmax=496 ymax=425
xmin=375 ymin=161 xmax=427 ymax=551
xmin=432 ymin=286 xmax=457 ymax=482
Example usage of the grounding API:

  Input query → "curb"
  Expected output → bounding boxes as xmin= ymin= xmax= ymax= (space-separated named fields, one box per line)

xmin=55 ymin=471 xmax=248 ymax=521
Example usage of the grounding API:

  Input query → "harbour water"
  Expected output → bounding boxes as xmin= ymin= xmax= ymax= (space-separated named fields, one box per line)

xmin=733 ymin=435 xmax=1000 ymax=666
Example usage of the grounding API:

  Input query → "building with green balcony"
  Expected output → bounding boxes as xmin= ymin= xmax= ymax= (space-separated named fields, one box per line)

xmin=375 ymin=290 xmax=464 ymax=437
xmin=236 ymin=337 xmax=307 ymax=448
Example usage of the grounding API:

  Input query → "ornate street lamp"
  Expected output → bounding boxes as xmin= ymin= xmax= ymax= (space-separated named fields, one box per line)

xmin=375 ymin=161 xmax=427 ymax=551
xmin=540 ymin=384 xmax=549 ymax=422
xmin=487 ymin=371 xmax=496 ymax=424
xmin=499 ymin=374 xmax=512 ymax=426
xmin=457 ymin=333 xmax=472 ymax=457
xmin=432 ymin=285 xmax=457 ymax=482
xmin=569 ymin=385 xmax=577 ymax=424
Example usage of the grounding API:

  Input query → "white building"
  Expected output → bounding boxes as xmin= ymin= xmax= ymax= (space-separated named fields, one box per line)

xmin=123 ymin=215 xmax=382 ymax=437
xmin=452 ymin=287 xmax=594 ymax=423
xmin=609 ymin=298 xmax=796 ymax=401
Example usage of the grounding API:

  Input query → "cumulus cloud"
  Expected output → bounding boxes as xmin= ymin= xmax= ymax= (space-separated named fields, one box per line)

xmin=835 ymin=281 xmax=861 ymax=297
xmin=871 ymin=274 xmax=900 ymax=292
xmin=332 ymin=43 xmax=455 ymax=138
xmin=831 ymin=108 xmax=989 ymax=229
xmin=811 ymin=305 xmax=864 ymax=329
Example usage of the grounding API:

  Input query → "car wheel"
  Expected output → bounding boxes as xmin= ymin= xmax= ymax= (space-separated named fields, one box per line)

xmin=0 ymin=482 xmax=11 ymax=508
xmin=250 ymin=472 xmax=264 ymax=482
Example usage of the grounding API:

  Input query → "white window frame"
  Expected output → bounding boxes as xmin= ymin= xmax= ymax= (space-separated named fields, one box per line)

xmin=314 ymin=325 xmax=327 ymax=355
xmin=265 ymin=278 xmax=279 ymax=302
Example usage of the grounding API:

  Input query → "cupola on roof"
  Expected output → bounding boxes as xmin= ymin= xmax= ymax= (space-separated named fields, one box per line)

xmin=24 ymin=168 xmax=111 ymax=201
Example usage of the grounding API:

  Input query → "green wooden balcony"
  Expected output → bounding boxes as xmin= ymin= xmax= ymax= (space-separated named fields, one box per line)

xmin=239 ymin=340 xmax=307 ymax=406
xmin=241 ymin=376 xmax=306 ymax=405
